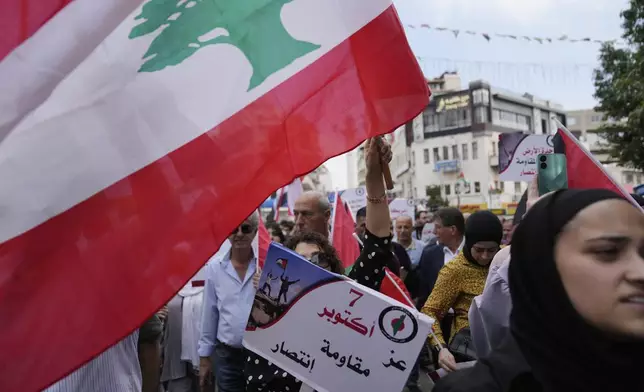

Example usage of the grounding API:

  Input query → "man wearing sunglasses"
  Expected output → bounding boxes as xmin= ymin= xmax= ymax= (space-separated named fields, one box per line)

xmin=198 ymin=212 xmax=259 ymax=392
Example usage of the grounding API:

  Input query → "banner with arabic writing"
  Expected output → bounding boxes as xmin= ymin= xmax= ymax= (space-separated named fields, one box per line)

xmin=243 ymin=244 xmax=433 ymax=392
xmin=499 ymin=133 xmax=554 ymax=181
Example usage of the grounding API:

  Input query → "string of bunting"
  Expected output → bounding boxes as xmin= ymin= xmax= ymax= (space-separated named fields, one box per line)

xmin=405 ymin=23 xmax=619 ymax=45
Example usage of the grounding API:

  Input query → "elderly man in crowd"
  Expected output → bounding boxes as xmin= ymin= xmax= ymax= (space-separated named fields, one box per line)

xmin=292 ymin=191 xmax=331 ymax=237
xmin=394 ymin=215 xmax=426 ymax=266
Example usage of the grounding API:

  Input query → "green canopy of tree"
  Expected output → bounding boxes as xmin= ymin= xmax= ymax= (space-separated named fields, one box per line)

xmin=593 ymin=0 xmax=644 ymax=170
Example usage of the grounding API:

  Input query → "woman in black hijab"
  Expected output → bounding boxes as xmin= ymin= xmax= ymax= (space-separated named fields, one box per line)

xmin=435 ymin=189 xmax=644 ymax=391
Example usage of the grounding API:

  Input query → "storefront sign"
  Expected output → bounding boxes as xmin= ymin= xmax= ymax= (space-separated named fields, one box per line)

xmin=436 ymin=95 xmax=470 ymax=113
xmin=459 ymin=203 xmax=488 ymax=214
xmin=502 ymin=202 xmax=518 ymax=215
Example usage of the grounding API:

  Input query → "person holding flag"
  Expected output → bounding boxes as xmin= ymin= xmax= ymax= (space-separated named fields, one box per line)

xmin=245 ymin=137 xmax=401 ymax=391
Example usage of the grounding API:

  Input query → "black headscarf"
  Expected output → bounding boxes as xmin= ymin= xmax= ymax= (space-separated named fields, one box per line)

xmin=462 ymin=210 xmax=503 ymax=265
xmin=509 ymin=189 xmax=644 ymax=391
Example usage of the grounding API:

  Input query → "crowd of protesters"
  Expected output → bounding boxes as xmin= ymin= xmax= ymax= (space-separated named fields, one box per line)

xmin=47 ymin=138 xmax=644 ymax=392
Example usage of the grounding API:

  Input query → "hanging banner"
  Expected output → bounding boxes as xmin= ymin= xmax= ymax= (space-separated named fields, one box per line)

xmin=244 ymin=244 xmax=433 ymax=392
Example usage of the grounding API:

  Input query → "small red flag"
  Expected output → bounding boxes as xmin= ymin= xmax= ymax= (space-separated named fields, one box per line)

xmin=555 ymin=126 xmax=642 ymax=208
xmin=380 ymin=268 xmax=414 ymax=307
xmin=257 ymin=213 xmax=271 ymax=269
xmin=332 ymin=194 xmax=361 ymax=268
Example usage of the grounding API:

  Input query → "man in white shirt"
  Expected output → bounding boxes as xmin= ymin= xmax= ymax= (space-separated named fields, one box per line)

xmin=44 ymin=315 xmax=163 ymax=392
xmin=198 ymin=212 xmax=259 ymax=392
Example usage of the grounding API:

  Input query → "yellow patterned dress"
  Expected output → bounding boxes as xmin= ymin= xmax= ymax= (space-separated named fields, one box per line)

xmin=421 ymin=252 xmax=489 ymax=346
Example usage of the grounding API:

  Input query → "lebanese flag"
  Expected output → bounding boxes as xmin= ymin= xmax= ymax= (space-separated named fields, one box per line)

xmin=554 ymin=124 xmax=643 ymax=209
xmin=0 ymin=1 xmax=428 ymax=390
xmin=331 ymin=193 xmax=361 ymax=268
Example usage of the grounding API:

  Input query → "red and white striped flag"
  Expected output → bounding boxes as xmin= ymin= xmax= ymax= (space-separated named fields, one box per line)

xmin=0 ymin=1 xmax=428 ymax=389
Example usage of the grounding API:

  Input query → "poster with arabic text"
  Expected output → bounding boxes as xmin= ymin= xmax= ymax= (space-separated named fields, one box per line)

xmin=499 ymin=133 xmax=554 ymax=181
xmin=243 ymin=244 xmax=433 ymax=392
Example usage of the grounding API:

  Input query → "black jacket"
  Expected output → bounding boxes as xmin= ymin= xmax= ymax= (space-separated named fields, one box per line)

xmin=405 ymin=244 xmax=444 ymax=309
xmin=434 ymin=335 xmax=541 ymax=392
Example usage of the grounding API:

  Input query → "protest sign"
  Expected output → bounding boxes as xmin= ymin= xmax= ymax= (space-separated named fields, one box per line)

xmin=244 ymin=244 xmax=433 ymax=392
xmin=499 ymin=133 xmax=554 ymax=181
xmin=389 ymin=198 xmax=416 ymax=222
xmin=340 ymin=187 xmax=367 ymax=217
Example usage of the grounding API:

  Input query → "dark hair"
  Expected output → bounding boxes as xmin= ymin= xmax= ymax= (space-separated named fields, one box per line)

xmin=356 ymin=206 xmax=367 ymax=220
xmin=415 ymin=210 xmax=428 ymax=220
xmin=284 ymin=231 xmax=344 ymax=275
xmin=265 ymin=222 xmax=286 ymax=243
xmin=435 ymin=207 xmax=465 ymax=234
xmin=279 ymin=220 xmax=295 ymax=231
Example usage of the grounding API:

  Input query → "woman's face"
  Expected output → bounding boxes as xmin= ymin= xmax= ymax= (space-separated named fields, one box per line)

xmin=470 ymin=241 xmax=500 ymax=266
xmin=555 ymin=199 xmax=644 ymax=339
xmin=294 ymin=242 xmax=332 ymax=271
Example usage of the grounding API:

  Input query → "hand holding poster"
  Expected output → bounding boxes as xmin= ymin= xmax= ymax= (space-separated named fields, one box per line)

xmin=499 ymin=133 xmax=554 ymax=181
xmin=244 ymin=244 xmax=433 ymax=392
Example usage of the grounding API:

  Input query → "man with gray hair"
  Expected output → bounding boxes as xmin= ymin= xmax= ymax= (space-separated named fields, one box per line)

xmin=198 ymin=212 xmax=259 ymax=392
xmin=292 ymin=191 xmax=331 ymax=238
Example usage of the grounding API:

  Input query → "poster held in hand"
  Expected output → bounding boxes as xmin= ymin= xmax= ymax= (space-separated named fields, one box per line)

xmin=244 ymin=244 xmax=433 ymax=392
xmin=499 ymin=133 xmax=554 ymax=181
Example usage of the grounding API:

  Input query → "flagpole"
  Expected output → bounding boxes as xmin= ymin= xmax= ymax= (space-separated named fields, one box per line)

xmin=329 ymin=190 xmax=339 ymax=245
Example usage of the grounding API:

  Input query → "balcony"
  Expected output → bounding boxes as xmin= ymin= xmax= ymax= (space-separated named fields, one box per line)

xmin=433 ymin=160 xmax=460 ymax=173
xmin=489 ymin=154 xmax=498 ymax=167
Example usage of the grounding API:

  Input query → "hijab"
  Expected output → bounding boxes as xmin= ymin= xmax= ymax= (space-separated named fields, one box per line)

xmin=462 ymin=210 xmax=503 ymax=265
xmin=509 ymin=189 xmax=644 ymax=391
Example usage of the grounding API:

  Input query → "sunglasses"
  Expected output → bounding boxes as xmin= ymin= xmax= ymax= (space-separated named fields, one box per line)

xmin=308 ymin=252 xmax=331 ymax=269
xmin=231 ymin=223 xmax=254 ymax=236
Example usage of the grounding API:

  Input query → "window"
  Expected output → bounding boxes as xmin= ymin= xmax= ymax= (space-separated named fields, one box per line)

xmin=472 ymin=141 xmax=479 ymax=159
xmin=423 ymin=148 xmax=429 ymax=164
xmin=433 ymin=147 xmax=440 ymax=162
xmin=473 ymin=89 xmax=490 ymax=105
xmin=411 ymin=151 xmax=416 ymax=167
xmin=514 ymin=182 xmax=521 ymax=193
xmin=491 ymin=140 xmax=497 ymax=156
xmin=591 ymin=115 xmax=602 ymax=123
xmin=452 ymin=145 xmax=459 ymax=160
xmin=445 ymin=184 xmax=451 ymax=195
xmin=474 ymin=181 xmax=481 ymax=193
xmin=423 ymin=108 xmax=439 ymax=134
xmin=626 ymin=173 xmax=634 ymax=183
xmin=492 ymin=109 xmax=530 ymax=131
xmin=474 ymin=107 xmax=488 ymax=123
xmin=443 ymin=146 xmax=449 ymax=160
xmin=462 ymin=143 xmax=469 ymax=160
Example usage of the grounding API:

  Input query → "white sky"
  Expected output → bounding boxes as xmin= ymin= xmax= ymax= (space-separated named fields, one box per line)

xmin=324 ymin=0 xmax=627 ymax=190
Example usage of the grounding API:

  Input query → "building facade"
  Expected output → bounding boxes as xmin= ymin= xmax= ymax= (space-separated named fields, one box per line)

xmin=567 ymin=109 xmax=643 ymax=189
xmin=388 ymin=76 xmax=567 ymax=214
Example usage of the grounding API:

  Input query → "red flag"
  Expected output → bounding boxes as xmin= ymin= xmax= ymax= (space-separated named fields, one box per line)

xmin=332 ymin=194 xmax=361 ymax=268
xmin=0 ymin=2 xmax=429 ymax=390
xmin=380 ymin=268 xmax=414 ymax=307
xmin=555 ymin=125 xmax=642 ymax=208
xmin=257 ymin=214 xmax=271 ymax=269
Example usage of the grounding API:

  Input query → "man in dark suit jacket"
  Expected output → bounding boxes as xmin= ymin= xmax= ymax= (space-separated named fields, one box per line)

xmin=406 ymin=207 xmax=465 ymax=309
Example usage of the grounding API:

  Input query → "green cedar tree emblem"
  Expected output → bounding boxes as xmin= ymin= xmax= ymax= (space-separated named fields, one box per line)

xmin=129 ymin=0 xmax=320 ymax=90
